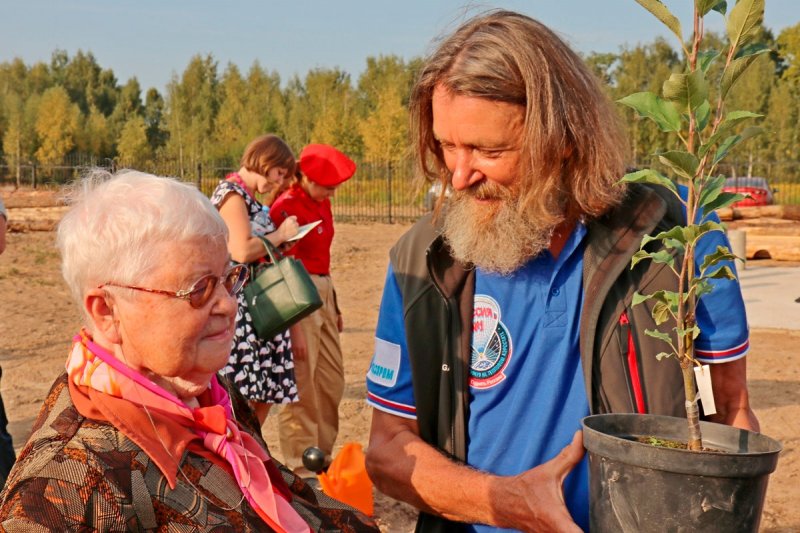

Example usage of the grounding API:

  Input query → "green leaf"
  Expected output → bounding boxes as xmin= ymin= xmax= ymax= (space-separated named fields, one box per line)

xmin=697 ymin=50 xmax=721 ymax=73
xmin=664 ymin=238 xmax=686 ymax=254
xmin=635 ymin=0 xmax=683 ymax=44
xmin=695 ymin=100 xmax=711 ymax=132
xmin=645 ymin=328 xmax=673 ymax=344
xmin=662 ymin=70 xmax=708 ymax=112
xmin=713 ymin=126 xmax=764 ymax=164
xmin=642 ymin=226 xmax=688 ymax=249
xmin=698 ymin=110 xmax=763 ymax=157
xmin=736 ymin=42 xmax=771 ymax=59
xmin=683 ymin=221 xmax=725 ymax=245
xmin=652 ymin=301 xmax=673 ymax=325
xmin=676 ymin=325 xmax=701 ymax=340
xmin=706 ymin=265 xmax=737 ymax=280
xmin=656 ymin=351 xmax=674 ymax=361
xmin=727 ymin=0 xmax=765 ymax=50
xmin=632 ymin=292 xmax=651 ymax=307
xmin=620 ymin=168 xmax=678 ymax=193
xmin=698 ymin=174 xmax=726 ymax=210
xmin=720 ymin=49 xmax=769 ymax=99
xmin=696 ymin=0 xmax=726 ymax=16
xmin=699 ymin=245 xmax=737 ymax=273
xmin=703 ymin=191 xmax=747 ymax=212
xmin=657 ymin=151 xmax=699 ymax=180
xmin=712 ymin=0 xmax=728 ymax=14
xmin=618 ymin=92 xmax=682 ymax=132
xmin=693 ymin=278 xmax=714 ymax=298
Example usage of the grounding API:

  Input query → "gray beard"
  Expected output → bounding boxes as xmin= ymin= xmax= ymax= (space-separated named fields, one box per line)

xmin=441 ymin=189 xmax=554 ymax=275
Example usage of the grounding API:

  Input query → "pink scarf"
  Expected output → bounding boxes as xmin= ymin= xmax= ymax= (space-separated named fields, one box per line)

xmin=66 ymin=330 xmax=310 ymax=533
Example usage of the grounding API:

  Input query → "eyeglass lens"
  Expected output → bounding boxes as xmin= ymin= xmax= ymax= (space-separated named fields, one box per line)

xmin=186 ymin=266 xmax=243 ymax=308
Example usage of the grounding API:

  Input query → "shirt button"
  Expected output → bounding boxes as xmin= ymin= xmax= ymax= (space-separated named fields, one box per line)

xmin=551 ymin=288 xmax=560 ymax=296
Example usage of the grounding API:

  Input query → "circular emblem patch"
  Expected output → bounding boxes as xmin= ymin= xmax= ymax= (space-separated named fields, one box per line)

xmin=470 ymin=295 xmax=512 ymax=389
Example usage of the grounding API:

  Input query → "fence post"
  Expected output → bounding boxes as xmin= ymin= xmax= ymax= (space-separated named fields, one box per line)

xmin=196 ymin=162 xmax=202 ymax=191
xmin=31 ymin=163 xmax=37 ymax=189
xmin=387 ymin=162 xmax=393 ymax=224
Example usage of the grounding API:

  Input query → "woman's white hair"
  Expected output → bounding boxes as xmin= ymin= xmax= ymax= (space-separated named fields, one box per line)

xmin=57 ymin=169 xmax=228 ymax=309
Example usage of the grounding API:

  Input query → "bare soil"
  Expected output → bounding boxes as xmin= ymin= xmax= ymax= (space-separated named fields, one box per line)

xmin=0 ymin=200 xmax=798 ymax=531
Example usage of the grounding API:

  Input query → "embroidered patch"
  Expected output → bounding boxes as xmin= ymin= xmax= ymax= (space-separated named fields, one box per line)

xmin=367 ymin=338 xmax=401 ymax=387
xmin=470 ymin=295 xmax=512 ymax=389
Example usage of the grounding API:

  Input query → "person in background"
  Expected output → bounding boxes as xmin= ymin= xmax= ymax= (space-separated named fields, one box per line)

xmin=364 ymin=10 xmax=756 ymax=532
xmin=271 ymin=144 xmax=356 ymax=477
xmin=0 ymin=170 xmax=378 ymax=531
xmin=0 ymin=195 xmax=14 ymax=489
xmin=211 ymin=134 xmax=301 ymax=425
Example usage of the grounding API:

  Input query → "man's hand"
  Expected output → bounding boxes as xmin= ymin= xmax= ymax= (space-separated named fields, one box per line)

xmin=494 ymin=431 xmax=585 ymax=532
xmin=367 ymin=410 xmax=585 ymax=531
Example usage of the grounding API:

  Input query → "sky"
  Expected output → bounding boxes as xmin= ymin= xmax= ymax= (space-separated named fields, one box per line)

xmin=1 ymin=0 xmax=797 ymax=95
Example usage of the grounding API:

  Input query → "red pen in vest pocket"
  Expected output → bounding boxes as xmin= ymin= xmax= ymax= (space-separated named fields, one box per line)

xmin=619 ymin=311 xmax=646 ymax=414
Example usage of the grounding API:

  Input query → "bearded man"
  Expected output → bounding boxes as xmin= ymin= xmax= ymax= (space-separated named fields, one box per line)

xmin=364 ymin=10 xmax=758 ymax=533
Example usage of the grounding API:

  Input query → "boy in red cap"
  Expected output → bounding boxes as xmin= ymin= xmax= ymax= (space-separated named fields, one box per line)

xmin=271 ymin=143 xmax=356 ymax=477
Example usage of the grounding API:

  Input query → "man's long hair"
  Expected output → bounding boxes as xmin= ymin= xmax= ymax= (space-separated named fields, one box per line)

xmin=410 ymin=10 xmax=627 ymax=226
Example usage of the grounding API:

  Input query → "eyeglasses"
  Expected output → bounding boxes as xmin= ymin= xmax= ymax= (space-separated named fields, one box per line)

xmin=100 ymin=264 xmax=248 ymax=309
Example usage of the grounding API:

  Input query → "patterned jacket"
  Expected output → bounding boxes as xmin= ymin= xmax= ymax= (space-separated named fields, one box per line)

xmin=0 ymin=374 xmax=378 ymax=532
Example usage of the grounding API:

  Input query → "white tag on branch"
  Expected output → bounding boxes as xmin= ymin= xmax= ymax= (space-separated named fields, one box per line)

xmin=694 ymin=365 xmax=717 ymax=416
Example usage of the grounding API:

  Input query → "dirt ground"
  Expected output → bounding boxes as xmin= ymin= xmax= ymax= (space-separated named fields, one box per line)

xmin=0 ymin=202 xmax=798 ymax=531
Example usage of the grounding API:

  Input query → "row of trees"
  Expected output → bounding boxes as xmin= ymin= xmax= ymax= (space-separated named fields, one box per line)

xmin=0 ymin=22 xmax=798 ymax=181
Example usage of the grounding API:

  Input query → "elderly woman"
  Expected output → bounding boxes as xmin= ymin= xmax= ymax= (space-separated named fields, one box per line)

xmin=0 ymin=171 xmax=377 ymax=532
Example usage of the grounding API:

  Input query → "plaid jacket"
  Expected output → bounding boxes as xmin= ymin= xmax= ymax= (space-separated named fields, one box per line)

xmin=0 ymin=373 xmax=378 ymax=532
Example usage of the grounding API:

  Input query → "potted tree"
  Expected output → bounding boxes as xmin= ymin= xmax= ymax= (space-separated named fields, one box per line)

xmin=581 ymin=0 xmax=782 ymax=531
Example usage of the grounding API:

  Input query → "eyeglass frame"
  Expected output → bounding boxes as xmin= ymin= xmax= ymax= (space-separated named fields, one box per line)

xmin=99 ymin=264 xmax=248 ymax=309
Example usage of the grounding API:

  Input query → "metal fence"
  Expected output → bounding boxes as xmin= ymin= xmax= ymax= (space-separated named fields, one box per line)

xmin=0 ymin=157 xmax=431 ymax=223
xmin=2 ymin=157 xmax=799 ymax=220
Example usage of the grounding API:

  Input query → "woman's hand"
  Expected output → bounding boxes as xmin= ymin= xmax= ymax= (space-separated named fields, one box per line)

xmin=275 ymin=216 xmax=299 ymax=245
xmin=290 ymin=322 xmax=307 ymax=362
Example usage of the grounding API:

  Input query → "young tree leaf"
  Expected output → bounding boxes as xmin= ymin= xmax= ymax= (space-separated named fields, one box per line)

xmin=642 ymin=226 xmax=688 ymax=248
xmin=692 ymin=278 xmax=714 ymax=298
xmin=620 ymin=168 xmax=679 ymax=193
xmin=652 ymin=301 xmax=673 ymax=325
xmin=663 ymin=70 xmax=708 ymax=111
xmin=664 ymin=238 xmax=686 ymax=254
xmin=645 ymin=328 xmax=674 ymax=344
xmin=657 ymin=151 xmax=699 ymax=180
xmin=696 ymin=0 xmax=726 ymax=16
xmin=712 ymin=0 xmax=727 ymax=14
xmin=727 ymin=0 xmax=765 ymax=50
xmin=736 ymin=42 xmax=771 ymax=60
xmin=703 ymin=191 xmax=747 ymax=213
xmin=698 ymin=174 xmax=726 ymax=209
xmin=656 ymin=351 xmax=674 ymax=361
xmin=683 ymin=221 xmax=725 ymax=244
xmin=697 ymin=49 xmax=721 ymax=74
xmin=632 ymin=292 xmax=652 ymax=307
xmin=720 ymin=49 xmax=769 ymax=99
xmin=635 ymin=0 xmax=684 ymax=44
xmin=699 ymin=245 xmax=736 ymax=273
xmin=676 ymin=324 xmax=701 ymax=340
xmin=618 ymin=92 xmax=682 ymax=132
xmin=698 ymin=110 xmax=763 ymax=157
xmin=713 ymin=126 xmax=763 ymax=164
xmin=695 ymin=100 xmax=711 ymax=131
xmin=706 ymin=265 xmax=737 ymax=281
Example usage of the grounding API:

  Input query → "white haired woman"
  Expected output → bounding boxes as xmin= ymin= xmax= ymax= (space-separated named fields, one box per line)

xmin=0 ymin=171 xmax=378 ymax=532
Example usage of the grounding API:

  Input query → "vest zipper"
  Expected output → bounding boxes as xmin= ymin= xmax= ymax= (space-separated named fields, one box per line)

xmin=619 ymin=311 xmax=646 ymax=414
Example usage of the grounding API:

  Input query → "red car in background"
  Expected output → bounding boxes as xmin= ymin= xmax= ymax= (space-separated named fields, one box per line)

xmin=722 ymin=176 xmax=776 ymax=207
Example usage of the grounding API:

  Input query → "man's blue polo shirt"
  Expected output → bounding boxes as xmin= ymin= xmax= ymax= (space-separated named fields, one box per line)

xmin=366 ymin=221 xmax=749 ymax=531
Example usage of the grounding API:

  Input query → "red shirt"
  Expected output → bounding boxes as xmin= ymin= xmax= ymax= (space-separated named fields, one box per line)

xmin=271 ymin=184 xmax=334 ymax=275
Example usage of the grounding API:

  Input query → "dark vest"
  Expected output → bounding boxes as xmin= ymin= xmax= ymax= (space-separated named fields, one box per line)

xmin=389 ymin=184 xmax=687 ymax=532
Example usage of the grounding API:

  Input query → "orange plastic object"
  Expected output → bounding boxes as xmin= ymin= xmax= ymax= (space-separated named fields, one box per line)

xmin=317 ymin=442 xmax=374 ymax=516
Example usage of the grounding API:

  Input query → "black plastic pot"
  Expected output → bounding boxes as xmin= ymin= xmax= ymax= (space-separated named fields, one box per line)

xmin=582 ymin=414 xmax=781 ymax=533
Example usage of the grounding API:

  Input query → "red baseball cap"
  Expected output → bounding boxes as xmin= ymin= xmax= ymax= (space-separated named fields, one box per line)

xmin=298 ymin=144 xmax=356 ymax=187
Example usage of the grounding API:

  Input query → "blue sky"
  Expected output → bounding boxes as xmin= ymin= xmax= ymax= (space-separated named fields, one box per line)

xmin=1 ymin=1 xmax=797 ymax=94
